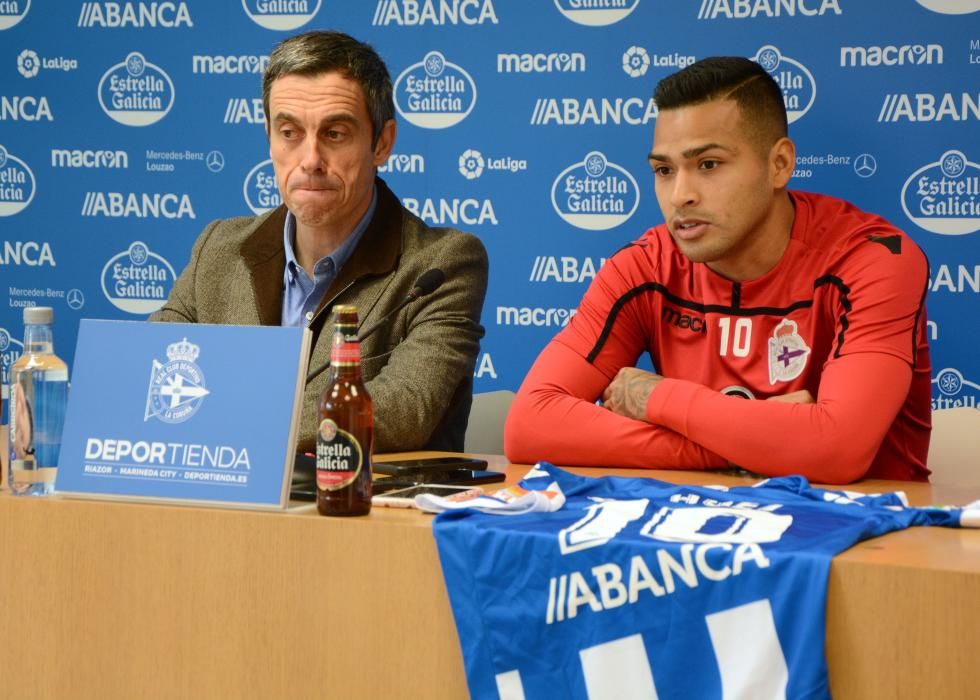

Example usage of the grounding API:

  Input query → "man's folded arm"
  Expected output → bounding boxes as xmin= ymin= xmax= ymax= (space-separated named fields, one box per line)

xmin=647 ymin=351 xmax=913 ymax=484
xmin=367 ymin=233 xmax=489 ymax=452
xmin=504 ymin=340 xmax=726 ymax=469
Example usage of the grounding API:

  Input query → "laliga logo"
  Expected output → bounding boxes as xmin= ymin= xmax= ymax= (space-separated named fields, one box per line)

xmin=241 ymin=0 xmax=321 ymax=30
xmin=0 ymin=327 xmax=24 ymax=403
xmin=458 ymin=149 xmax=484 ymax=179
xmin=0 ymin=145 xmax=36 ymax=217
xmin=98 ymin=52 xmax=175 ymax=127
xmin=17 ymin=50 xmax=39 ymax=78
xmin=0 ymin=0 xmax=30 ymax=30
xmin=753 ymin=46 xmax=816 ymax=124
xmin=101 ymin=241 xmax=177 ymax=314
xmin=901 ymin=150 xmax=980 ymax=235
xmin=915 ymin=0 xmax=980 ymax=14
xmin=551 ymin=151 xmax=640 ymax=231
xmin=394 ymin=51 xmax=477 ymax=129
xmin=553 ymin=0 xmax=639 ymax=26
xmin=243 ymin=159 xmax=281 ymax=215
xmin=145 ymin=338 xmax=209 ymax=424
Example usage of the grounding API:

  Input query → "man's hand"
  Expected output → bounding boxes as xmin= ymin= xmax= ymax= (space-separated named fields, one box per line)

xmin=601 ymin=367 xmax=664 ymax=422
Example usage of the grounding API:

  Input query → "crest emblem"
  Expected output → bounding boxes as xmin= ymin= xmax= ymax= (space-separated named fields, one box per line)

xmin=767 ymin=319 xmax=810 ymax=384
xmin=144 ymin=338 xmax=209 ymax=423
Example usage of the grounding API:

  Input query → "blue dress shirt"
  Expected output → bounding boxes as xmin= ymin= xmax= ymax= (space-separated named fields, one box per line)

xmin=281 ymin=187 xmax=377 ymax=328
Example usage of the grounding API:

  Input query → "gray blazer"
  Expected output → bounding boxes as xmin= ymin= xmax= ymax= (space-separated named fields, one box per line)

xmin=151 ymin=178 xmax=489 ymax=453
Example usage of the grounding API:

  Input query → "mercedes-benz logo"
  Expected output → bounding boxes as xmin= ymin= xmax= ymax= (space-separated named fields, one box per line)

xmin=67 ymin=289 xmax=85 ymax=310
xmin=853 ymin=153 xmax=877 ymax=178
xmin=206 ymin=150 xmax=225 ymax=173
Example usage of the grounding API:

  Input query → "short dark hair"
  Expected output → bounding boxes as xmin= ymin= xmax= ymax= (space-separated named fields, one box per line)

xmin=653 ymin=57 xmax=788 ymax=149
xmin=263 ymin=31 xmax=395 ymax=146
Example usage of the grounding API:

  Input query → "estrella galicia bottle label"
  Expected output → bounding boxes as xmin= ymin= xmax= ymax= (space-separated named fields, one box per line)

xmin=315 ymin=418 xmax=363 ymax=491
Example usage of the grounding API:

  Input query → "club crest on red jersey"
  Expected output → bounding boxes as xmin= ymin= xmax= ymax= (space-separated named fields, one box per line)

xmin=768 ymin=319 xmax=811 ymax=384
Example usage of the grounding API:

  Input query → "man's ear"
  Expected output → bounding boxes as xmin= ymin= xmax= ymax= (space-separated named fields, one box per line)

xmin=373 ymin=119 xmax=397 ymax=166
xmin=770 ymin=136 xmax=796 ymax=189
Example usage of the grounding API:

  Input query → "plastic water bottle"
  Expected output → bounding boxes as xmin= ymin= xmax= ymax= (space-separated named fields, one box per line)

xmin=8 ymin=307 xmax=68 ymax=496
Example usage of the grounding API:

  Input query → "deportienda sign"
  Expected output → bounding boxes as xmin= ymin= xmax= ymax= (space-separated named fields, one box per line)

xmin=243 ymin=159 xmax=281 ymax=215
xmin=753 ymin=45 xmax=816 ymax=124
xmin=0 ymin=144 xmax=36 ymax=216
xmin=98 ymin=52 xmax=175 ymax=127
xmin=240 ymin=0 xmax=320 ymax=30
xmin=901 ymin=150 xmax=980 ymax=235
xmin=553 ymin=0 xmax=639 ymax=25
xmin=101 ymin=241 xmax=177 ymax=314
xmin=551 ymin=151 xmax=639 ymax=231
xmin=394 ymin=51 xmax=477 ymax=129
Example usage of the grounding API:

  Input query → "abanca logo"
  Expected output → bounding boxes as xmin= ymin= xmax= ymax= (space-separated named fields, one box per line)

xmin=698 ymin=0 xmax=841 ymax=19
xmin=77 ymin=2 xmax=193 ymax=27
xmin=553 ymin=0 xmax=639 ymax=26
xmin=243 ymin=159 xmax=281 ymax=215
xmin=101 ymin=241 xmax=177 ymax=314
xmin=373 ymin=0 xmax=498 ymax=25
xmin=915 ymin=0 xmax=980 ymax=14
xmin=241 ymin=0 xmax=320 ymax=31
xmin=753 ymin=46 xmax=815 ymax=124
xmin=0 ymin=144 xmax=36 ymax=217
xmin=394 ymin=51 xmax=477 ymax=129
xmin=98 ymin=52 xmax=175 ymax=127
xmin=901 ymin=150 xmax=980 ymax=236
xmin=551 ymin=151 xmax=639 ymax=231
xmin=0 ymin=0 xmax=30 ymax=30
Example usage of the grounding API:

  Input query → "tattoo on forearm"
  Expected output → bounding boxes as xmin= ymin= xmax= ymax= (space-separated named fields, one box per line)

xmin=626 ymin=374 xmax=652 ymax=419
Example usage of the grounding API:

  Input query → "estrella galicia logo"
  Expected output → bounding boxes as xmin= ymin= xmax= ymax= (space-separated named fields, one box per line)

xmin=241 ymin=0 xmax=320 ymax=29
xmin=752 ymin=46 xmax=816 ymax=124
xmin=145 ymin=338 xmax=209 ymax=424
xmin=915 ymin=0 xmax=980 ymax=14
xmin=243 ymin=159 xmax=281 ymax=215
xmin=932 ymin=367 xmax=979 ymax=409
xmin=0 ymin=327 xmax=24 ymax=407
xmin=551 ymin=151 xmax=640 ymax=231
xmin=100 ymin=241 xmax=177 ymax=314
xmin=553 ymin=0 xmax=639 ymax=25
xmin=901 ymin=150 xmax=980 ymax=236
xmin=98 ymin=52 xmax=175 ymax=127
xmin=0 ymin=145 xmax=36 ymax=217
xmin=394 ymin=51 xmax=477 ymax=129
xmin=0 ymin=0 xmax=30 ymax=30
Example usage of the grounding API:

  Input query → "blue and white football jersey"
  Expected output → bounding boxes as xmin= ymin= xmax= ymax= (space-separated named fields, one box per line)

xmin=432 ymin=464 xmax=968 ymax=700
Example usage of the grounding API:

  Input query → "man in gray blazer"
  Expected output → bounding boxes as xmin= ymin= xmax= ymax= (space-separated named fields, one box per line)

xmin=152 ymin=31 xmax=488 ymax=454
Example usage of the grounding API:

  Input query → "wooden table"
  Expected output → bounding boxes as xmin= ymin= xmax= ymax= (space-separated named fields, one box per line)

xmin=0 ymin=450 xmax=977 ymax=699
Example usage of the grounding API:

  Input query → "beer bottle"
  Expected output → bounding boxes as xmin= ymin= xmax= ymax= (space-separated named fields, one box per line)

xmin=316 ymin=305 xmax=373 ymax=516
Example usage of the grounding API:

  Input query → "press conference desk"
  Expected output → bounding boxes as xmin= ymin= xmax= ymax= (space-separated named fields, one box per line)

xmin=0 ymin=452 xmax=977 ymax=700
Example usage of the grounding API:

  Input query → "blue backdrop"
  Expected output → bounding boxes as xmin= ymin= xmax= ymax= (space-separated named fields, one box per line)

xmin=1 ymin=0 xmax=978 ymax=421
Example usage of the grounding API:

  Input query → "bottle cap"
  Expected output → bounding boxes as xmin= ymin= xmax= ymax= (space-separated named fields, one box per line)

xmin=24 ymin=306 xmax=53 ymax=325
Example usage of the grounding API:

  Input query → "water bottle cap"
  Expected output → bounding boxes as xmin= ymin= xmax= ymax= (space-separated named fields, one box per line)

xmin=24 ymin=306 xmax=54 ymax=325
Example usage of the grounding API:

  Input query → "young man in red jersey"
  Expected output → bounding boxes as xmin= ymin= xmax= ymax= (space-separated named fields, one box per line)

xmin=505 ymin=57 xmax=931 ymax=483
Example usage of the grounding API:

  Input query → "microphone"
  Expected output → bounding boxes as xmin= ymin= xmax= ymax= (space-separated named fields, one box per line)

xmin=305 ymin=268 xmax=445 ymax=385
